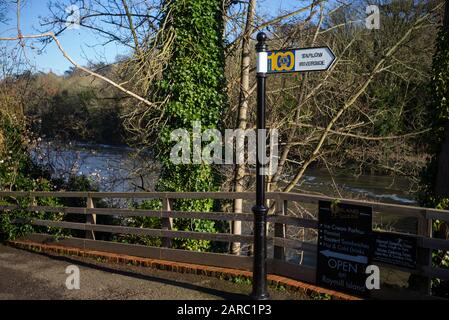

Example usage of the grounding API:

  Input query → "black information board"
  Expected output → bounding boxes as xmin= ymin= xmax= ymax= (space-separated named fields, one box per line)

xmin=316 ymin=201 xmax=373 ymax=296
xmin=373 ymin=232 xmax=417 ymax=269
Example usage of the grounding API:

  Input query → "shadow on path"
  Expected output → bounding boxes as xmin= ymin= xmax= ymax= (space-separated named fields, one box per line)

xmin=23 ymin=248 xmax=250 ymax=300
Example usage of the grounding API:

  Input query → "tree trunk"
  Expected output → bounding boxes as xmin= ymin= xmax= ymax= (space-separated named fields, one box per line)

xmin=231 ymin=0 xmax=256 ymax=255
xmin=435 ymin=1 xmax=449 ymax=198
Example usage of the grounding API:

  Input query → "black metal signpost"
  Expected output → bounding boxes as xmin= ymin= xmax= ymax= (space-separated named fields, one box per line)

xmin=251 ymin=32 xmax=269 ymax=300
xmin=251 ymin=32 xmax=337 ymax=300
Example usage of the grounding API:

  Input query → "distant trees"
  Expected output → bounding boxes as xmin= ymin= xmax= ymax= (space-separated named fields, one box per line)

xmin=24 ymin=71 xmax=126 ymax=145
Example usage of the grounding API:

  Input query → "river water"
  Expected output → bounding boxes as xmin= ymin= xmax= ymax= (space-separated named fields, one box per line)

xmin=33 ymin=141 xmax=418 ymax=205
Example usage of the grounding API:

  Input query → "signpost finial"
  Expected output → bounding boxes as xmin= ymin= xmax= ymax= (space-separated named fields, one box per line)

xmin=256 ymin=32 xmax=267 ymax=52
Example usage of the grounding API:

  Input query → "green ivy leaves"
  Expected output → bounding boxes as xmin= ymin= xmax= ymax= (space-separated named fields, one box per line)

xmin=432 ymin=29 xmax=449 ymax=121
xmin=153 ymin=0 xmax=227 ymax=251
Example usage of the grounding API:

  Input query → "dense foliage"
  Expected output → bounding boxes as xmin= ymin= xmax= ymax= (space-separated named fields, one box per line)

xmin=0 ymin=79 xmax=104 ymax=240
xmin=0 ymin=101 xmax=64 ymax=239
xmin=421 ymin=24 xmax=449 ymax=208
xmin=419 ymin=20 xmax=449 ymax=297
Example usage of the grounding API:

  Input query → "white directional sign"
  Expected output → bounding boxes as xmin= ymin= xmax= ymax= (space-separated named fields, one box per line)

xmin=262 ymin=47 xmax=336 ymax=74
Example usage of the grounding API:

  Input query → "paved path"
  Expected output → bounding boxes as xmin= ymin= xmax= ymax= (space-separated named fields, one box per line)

xmin=0 ymin=245 xmax=308 ymax=300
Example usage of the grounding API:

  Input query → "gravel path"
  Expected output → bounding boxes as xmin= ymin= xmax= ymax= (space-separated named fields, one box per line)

xmin=0 ymin=244 xmax=309 ymax=300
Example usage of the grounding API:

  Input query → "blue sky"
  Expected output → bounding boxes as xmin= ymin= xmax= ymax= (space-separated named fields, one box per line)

xmin=0 ymin=0 xmax=301 ymax=75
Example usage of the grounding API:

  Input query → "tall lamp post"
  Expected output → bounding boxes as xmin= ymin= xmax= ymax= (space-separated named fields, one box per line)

xmin=251 ymin=32 xmax=269 ymax=301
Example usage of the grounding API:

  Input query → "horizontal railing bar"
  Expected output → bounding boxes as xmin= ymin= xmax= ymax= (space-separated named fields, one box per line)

xmin=20 ymin=234 xmax=254 ymax=272
xmin=0 ymin=191 xmax=266 ymax=200
xmin=277 ymin=192 xmax=449 ymax=219
xmin=26 ymin=207 xmax=317 ymax=226
xmin=427 ymin=267 xmax=449 ymax=281
xmin=421 ymin=237 xmax=449 ymax=251
xmin=426 ymin=211 xmax=449 ymax=223
xmin=26 ymin=206 xmax=255 ymax=222
xmin=9 ymin=209 xmax=449 ymax=240
xmin=273 ymin=237 xmax=317 ymax=253
xmin=2 ymin=190 xmax=449 ymax=219
xmin=18 ymin=206 xmax=315 ymax=227
xmin=0 ymin=205 xmax=19 ymax=210
xmin=4 ymin=206 xmax=318 ymax=227
xmin=8 ymin=207 xmax=449 ymax=251
xmin=269 ymin=215 xmax=318 ymax=229
xmin=268 ymin=258 xmax=316 ymax=284
xmin=0 ymin=191 xmax=89 ymax=198
xmin=370 ymin=230 xmax=449 ymax=251
xmin=374 ymin=261 xmax=421 ymax=275
xmin=24 ymin=219 xmax=254 ymax=243
xmin=23 ymin=216 xmax=449 ymax=251
xmin=28 ymin=206 xmax=82 ymax=214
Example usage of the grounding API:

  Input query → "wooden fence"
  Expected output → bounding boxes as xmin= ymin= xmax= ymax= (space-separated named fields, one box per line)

xmin=1 ymin=191 xmax=449 ymax=298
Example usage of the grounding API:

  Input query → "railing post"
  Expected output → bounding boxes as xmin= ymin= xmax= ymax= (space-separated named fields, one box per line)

xmin=85 ymin=196 xmax=96 ymax=240
xmin=417 ymin=214 xmax=432 ymax=295
xmin=231 ymin=198 xmax=243 ymax=255
xmin=162 ymin=198 xmax=173 ymax=248
xmin=274 ymin=196 xmax=286 ymax=260
xmin=31 ymin=196 xmax=37 ymax=213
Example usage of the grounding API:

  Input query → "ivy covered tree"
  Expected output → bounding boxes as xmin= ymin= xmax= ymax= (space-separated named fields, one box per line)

xmin=422 ymin=2 xmax=449 ymax=209
xmin=420 ymin=2 xmax=449 ymax=297
xmin=154 ymin=0 xmax=228 ymax=251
